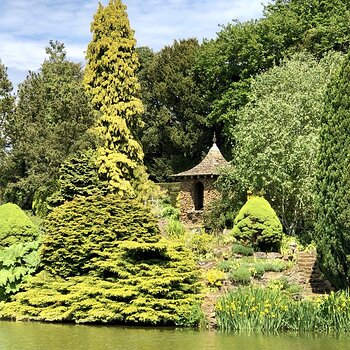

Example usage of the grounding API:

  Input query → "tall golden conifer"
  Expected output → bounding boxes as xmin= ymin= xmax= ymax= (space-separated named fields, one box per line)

xmin=84 ymin=0 xmax=147 ymax=197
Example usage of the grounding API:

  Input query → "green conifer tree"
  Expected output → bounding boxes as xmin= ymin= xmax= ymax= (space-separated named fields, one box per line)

xmin=84 ymin=0 xmax=148 ymax=197
xmin=315 ymin=51 xmax=350 ymax=289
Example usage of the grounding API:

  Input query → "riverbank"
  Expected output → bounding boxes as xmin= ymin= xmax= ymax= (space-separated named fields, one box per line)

xmin=198 ymin=247 xmax=334 ymax=329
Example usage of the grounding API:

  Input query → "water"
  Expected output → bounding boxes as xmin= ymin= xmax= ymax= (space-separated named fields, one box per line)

xmin=0 ymin=321 xmax=349 ymax=350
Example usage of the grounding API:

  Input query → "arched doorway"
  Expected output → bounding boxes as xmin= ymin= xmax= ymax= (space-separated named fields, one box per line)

xmin=193 ymin=181 xmax=204 ymax=210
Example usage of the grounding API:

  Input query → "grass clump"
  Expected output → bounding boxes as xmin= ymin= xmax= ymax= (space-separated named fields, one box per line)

xmin=263 ymin=260 xmax=286 ymax=272
xmin=217 ymin=257 xmax=289 ymax=285
xmin=217 ymin=260 xmax=236 ymax=272
xmin=268 ymin=277 xmax=303 ymax=297
xmin=232 ymin=243 xmax=254 ymax=256
xmin=229 ymin=267 xmax=251 ymax=285
xmin=166 ymin=218 xmax=186 ymax=238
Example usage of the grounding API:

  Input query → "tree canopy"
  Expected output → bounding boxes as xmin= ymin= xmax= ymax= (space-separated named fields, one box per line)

xmin=0 ymin=60 xmax=14 ymax=175
xmin=195 ymin=0 xmax=350 ymax=143
xmin=0 ymin=41 xmax=94 ymax=209
xmin=137 ymin=39 xmax=212 ymax=181
xmin=221 ymin=51 xmax=343 ymax=236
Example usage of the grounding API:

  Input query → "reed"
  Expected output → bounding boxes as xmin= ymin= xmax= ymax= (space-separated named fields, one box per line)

xmin=216 ymin=287 xmax=350 ymax=333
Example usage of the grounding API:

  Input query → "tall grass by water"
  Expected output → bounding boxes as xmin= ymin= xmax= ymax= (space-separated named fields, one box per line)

xmin=216 ymin=287 xmax=350 ymax=333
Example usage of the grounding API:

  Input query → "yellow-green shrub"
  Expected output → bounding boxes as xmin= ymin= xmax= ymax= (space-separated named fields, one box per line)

xmin=0 ymin=203 xmax=39 ymax=248
xmin=205 ymin=269 xmax=226 ymax=287
xmin=2 ymin=194 xmax=202 ymax=326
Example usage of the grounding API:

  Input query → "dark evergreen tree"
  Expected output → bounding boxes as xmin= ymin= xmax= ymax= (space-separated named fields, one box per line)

xmin=137 ymin=39 xmax=212 ymax=181
xmin=315 ymin=50 xmax=350 ymax=289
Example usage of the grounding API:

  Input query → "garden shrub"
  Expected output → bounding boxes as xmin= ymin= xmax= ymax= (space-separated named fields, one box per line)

xmin=252 ymin=263 xmax=265 ymax=278
xmin=268 ymin=277 xmax=302 ymax=296
xmin=217 ymin=257 xmax=289 ymax=283
xmin=286 ymin=283 xmax=303 ymax=296
xmin=165 ymin=218 xmax=185 ymax=238
xmin=205 ymin=269 xmax=226 ymax=287
xmin=161 ymin=205 xmax=179 ymax=219
xmin=268 ymin=276 xmax=289 ymax=291
xmin=2 ymin=194 xmax=202 ymax=326
xmin=183 ymin=231 xmax=214 ymax=258
xmin=217 ymin=260 xmax=236 ymax=272
xmin=232 ymin=196 xmax=283 ymax=252
xmin=0 ymin=241 xmax=40 ymax=300
xmin=263 ymin=260 xmax=286 ymax=272
xmin=232 ymin=243 xmax=254 ymax=256
xmin=229 ymin=267 xmax=251 ymax=284
xmin=0 ymin=203 xmax=39 ymax=248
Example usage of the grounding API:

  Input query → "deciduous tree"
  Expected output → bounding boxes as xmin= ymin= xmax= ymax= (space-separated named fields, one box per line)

xmin=226 ymin=52 xmax=343 ymax=237
xmin=0 ymin=60 xmax=14 ymax=173
xmin=1 ymin=41 xmax=94 ymax=209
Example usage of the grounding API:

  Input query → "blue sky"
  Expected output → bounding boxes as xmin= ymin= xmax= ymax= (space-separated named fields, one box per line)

xmin=0 ymin=0 xmax=266 ymax=88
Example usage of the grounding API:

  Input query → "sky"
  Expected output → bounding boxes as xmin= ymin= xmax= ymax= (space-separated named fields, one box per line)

xmin=0 ymin=0 xmax=266 ymax=88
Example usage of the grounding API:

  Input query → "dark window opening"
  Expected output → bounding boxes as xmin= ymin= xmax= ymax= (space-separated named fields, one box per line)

xmin=194 ymin=182 xmax=204 ymax=210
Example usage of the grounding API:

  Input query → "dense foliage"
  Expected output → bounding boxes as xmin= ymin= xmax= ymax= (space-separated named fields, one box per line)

xmin=315 ymin=50 xmax=350 ymax=289
xmin=2 ymin=0 xmax=350 ymax=328
xmin=195 ymin=0 xmax=350 ymax=142
xmin=232 ymin=196 xmax=283 ymax=252
xmin=0 ymin=203 xmax=40 ymax=301
xmin=46 ymin=150 xmax=104 ymax=212
xmin=0 ymin=203 xmax=39 ymax=248
xmin=0 ymin=60 xmax=14 ymax=167
xmin=137 ymin=39 xmax=212 ymax=181
xmin=0 ymin=241 xmax=40 ymax=301
xmin=84 ymin=0 xmax=148 ymax=197
xmin=264 ymin=0 xmax=350 ymax=57
xmin=227 ymin=52 xmax=343 ymax=237
xmin=1 ymin=42 xmax=94 ymax=209
xmin=2 ymin=194 xmax=201 ymax=325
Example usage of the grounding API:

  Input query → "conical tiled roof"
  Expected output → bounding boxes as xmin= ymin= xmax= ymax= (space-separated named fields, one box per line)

xmin=173 ymin=143 xmax=229 ymax=177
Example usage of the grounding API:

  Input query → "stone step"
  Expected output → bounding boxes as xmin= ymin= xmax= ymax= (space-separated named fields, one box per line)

xmin=299 ymin=262 xmax=317 ymax=265
xmin=298 ymin=257 xmax=317 ymax=261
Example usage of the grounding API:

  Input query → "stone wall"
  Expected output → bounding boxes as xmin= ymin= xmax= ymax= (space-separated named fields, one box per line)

xmin=179 ymin=177 xmax=220 ymax=227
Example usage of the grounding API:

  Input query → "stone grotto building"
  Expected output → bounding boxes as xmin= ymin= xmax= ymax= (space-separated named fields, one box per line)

xmin=173 ymin=138 xmax=229 ymax=226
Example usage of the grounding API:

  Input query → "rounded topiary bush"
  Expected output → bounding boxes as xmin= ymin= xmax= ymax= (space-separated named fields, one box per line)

xmin=232 ymin=196 xmax=283 ymax=252
xmin=0 ymin=203 xmax=39 ymax=248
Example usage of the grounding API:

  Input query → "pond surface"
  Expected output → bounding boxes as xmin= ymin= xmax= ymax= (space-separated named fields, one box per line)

xmin=1 ymin=321 xmax=349 ymax=350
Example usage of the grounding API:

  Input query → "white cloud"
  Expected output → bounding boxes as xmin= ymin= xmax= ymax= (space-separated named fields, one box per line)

xmin=0 ymin=0 xmax=265 ymax=88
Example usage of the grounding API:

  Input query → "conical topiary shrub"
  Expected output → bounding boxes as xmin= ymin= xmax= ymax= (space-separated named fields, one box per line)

xmin=0 ymin=203 xmax=39 ymax=248
xmin=232 ymin=196 xmax=283 ymax=252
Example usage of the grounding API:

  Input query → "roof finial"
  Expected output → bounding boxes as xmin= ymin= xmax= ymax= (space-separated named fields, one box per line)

xmin=213 ymin=132 xmax=217 ymax=144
